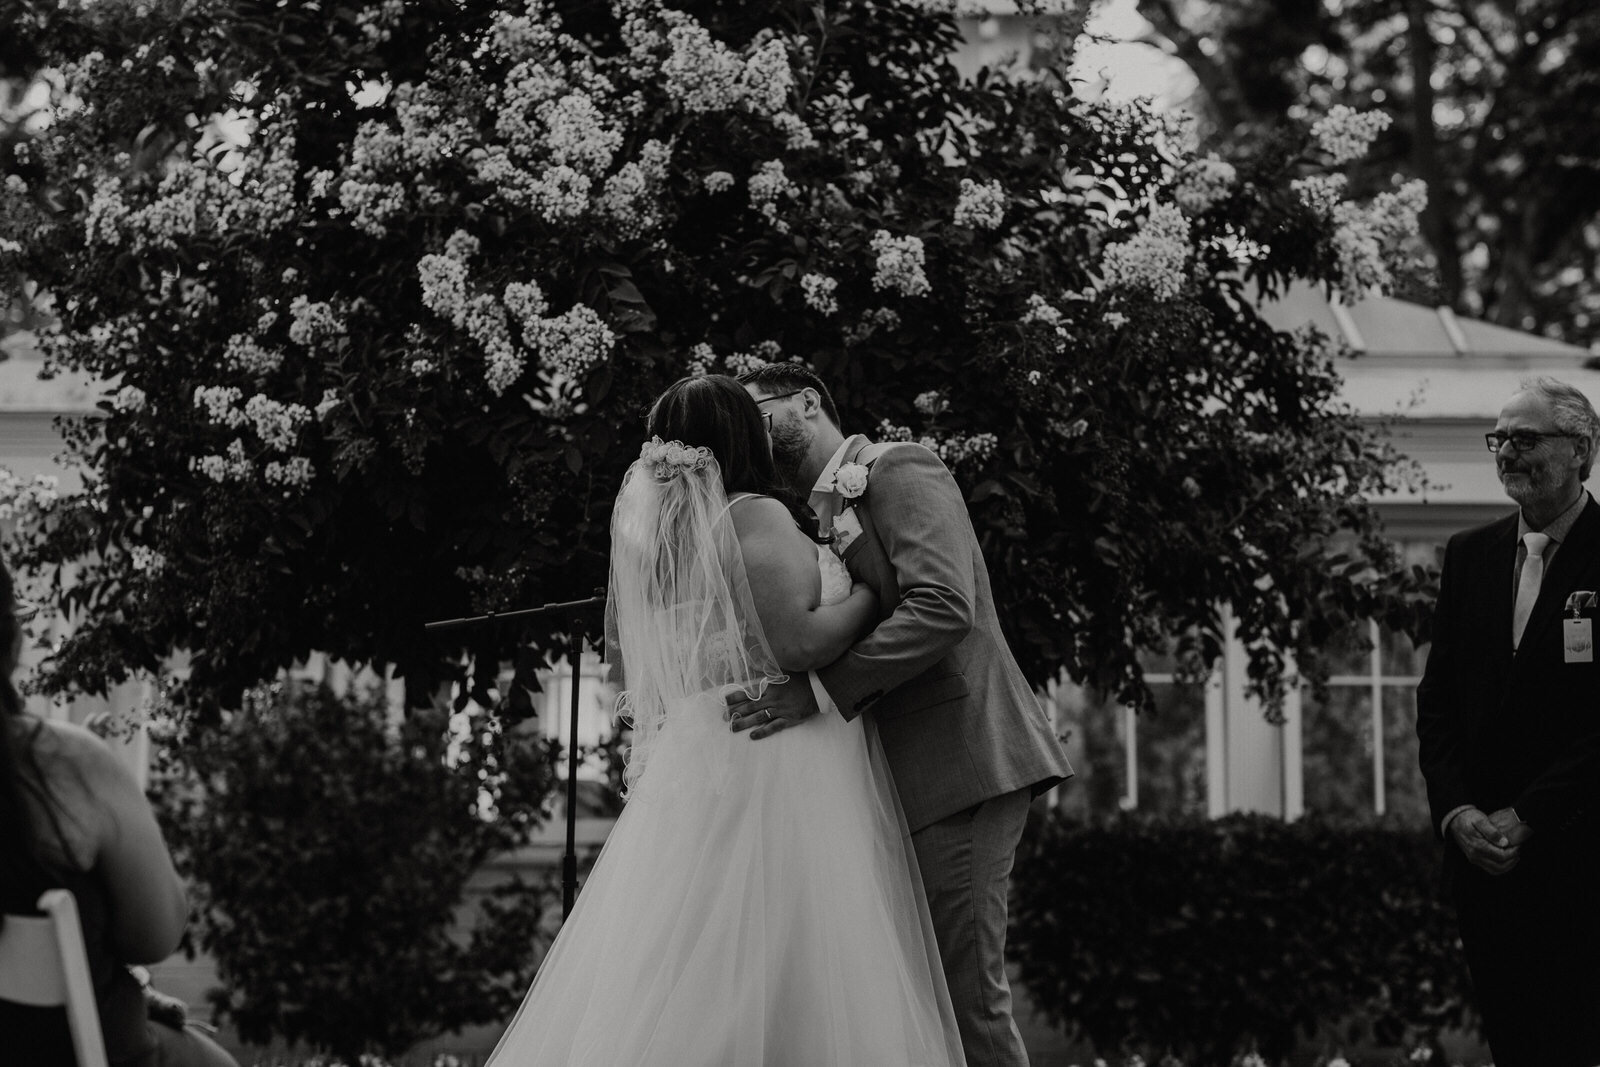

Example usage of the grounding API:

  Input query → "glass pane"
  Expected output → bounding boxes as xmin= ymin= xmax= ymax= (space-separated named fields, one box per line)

xmin=1043 ymin=682 xmax=1127 ymax=822
xmin=1381 ymin=687 xmax=1430 ymax=826
xmin=1378 ymin=626 xmax=1425 ymax=677
xmin=1140 ymin=646 xmax=1177 ymax=675
xmin=1134 ymin=683 xmax=1208 ymax=818
xmin=1323 ymin=623 xmax=1374 ymax=678
xmin=1302 ymin=686 xmax=1376 ymax=820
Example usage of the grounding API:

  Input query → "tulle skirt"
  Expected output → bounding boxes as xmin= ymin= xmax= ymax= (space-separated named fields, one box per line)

xmin=485 ymin=685 xmax=964 ymax=1066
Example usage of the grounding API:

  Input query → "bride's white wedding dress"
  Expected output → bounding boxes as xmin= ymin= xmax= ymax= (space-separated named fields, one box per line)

xmin=486 ymin=545 xmax=964 ymax=1066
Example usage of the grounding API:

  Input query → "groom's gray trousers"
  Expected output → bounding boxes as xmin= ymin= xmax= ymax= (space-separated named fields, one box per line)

xmin=911 ymin=785 xmax=1034 ymax=1067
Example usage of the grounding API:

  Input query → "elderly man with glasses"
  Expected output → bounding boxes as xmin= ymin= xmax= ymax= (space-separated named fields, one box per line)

xmin=1418 ymin=375 xmax=1600 ymax=1066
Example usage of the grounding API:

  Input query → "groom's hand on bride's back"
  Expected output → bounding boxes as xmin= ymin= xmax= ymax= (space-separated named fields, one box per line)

xmin=727 ymin=676 xmax=819 ymax=739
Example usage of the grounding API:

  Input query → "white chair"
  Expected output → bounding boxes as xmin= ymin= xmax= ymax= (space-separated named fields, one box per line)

xmin=0 ymin=887 xmax=111 ymax=1067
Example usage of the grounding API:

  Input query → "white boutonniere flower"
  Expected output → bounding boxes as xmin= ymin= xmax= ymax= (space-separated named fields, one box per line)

xmin=832 ymin=462 xmax=869 ymax=499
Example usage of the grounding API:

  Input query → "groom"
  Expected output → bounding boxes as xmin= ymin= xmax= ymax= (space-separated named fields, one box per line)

xmin=731 ymin=364 xmax=1073 ymax=1067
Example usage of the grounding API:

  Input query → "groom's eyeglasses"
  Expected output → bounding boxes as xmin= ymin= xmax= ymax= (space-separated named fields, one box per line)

xmin=1485 ymin=430 xmax=1576 ymax=454
xmin=756 ymin=389 xmax=805 ymax=434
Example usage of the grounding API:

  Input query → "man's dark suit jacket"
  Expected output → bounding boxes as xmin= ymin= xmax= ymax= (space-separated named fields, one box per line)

xmin=1417 ymin=497 xmax=1600 ymax=890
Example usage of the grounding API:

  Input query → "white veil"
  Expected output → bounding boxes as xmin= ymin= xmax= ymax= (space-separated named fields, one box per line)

xmin=605 ymin=437 xmax=785 ymax=797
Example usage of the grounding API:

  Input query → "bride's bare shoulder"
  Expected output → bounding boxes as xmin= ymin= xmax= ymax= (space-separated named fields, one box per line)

xmin=727 ymin=493 xmax=787 ymax=525
xmin=727 ymin=495 xmax=807 ymax=550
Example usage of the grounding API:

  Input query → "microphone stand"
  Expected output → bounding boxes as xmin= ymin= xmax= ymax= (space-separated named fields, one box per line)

xmin=426 ymin=591 xmax=606 ymax=918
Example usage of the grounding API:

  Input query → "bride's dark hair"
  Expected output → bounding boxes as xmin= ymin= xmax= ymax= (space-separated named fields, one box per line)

xmin=647 ymin=374 xmax=821 ymax=539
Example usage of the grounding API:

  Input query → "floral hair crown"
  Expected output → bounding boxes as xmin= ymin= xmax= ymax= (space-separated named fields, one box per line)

xmin=639 ymin=436 xmax=713 ymax=480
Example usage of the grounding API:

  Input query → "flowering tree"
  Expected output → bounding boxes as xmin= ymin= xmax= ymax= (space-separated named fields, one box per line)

xmin=1136 ymin=0 xmax=1600 ymax=341
xmin=0 ymin=0 xmax=1431 ymax=716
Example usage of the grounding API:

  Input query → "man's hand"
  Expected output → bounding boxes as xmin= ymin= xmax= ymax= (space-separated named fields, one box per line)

xmin=726 ymin=674 xmax=819 ymax=739
xmin=1487 ymin=806 xmax=1535 ymax=848
xmin=1448 ymin=806 xmax=1522 ymax=875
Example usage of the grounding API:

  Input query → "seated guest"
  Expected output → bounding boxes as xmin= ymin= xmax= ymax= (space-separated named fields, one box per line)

xmin=0 ymin=556 xmax=238 ymax=1067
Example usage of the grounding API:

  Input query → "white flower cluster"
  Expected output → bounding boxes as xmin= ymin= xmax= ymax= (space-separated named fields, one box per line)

xmin=527 ymin=304 xmax=616 ymax=381
xmin=466 ymin=296 xmax=522 ymax=395
xmin=244 ymin=394 xmax=313 ymax=452
xmin=742 ymin=38 xmax=794 ymax=116
xmin=844 ymin=306 xmax=901 ymax=346
xmin=928 ymin=431 xmax=998 ymax=468
xmin=225 ymin=334 xmax=284 ymax=378
xmin=526 ymin=163 xmax=592 ymax=223
xmin=315 ymin=389 xmax=341 ymax=419
xmin=288 ymin=296 xmax=345 ymax=347
xmin=178 ymin=279 xmax=217 ymax=318
xmin=418 ymin=254 xmax=470 ymax=326
xmin=83 ymin=174 xmax=132 ymax=248
xmin=773 ymin=111 xmax=816 ymax=152
xmin=540 ymin=92 xmax=623 ymax=174
xmin=914 ymin=390 xmax=948 ymax=416
xmin=598 ymin=159 xmax=662 ymax=238
xmin=1327 ymin=179 xmax=1428 ymax=301
xmin=338 ymin=179 xmax=407 ymax=237
xmin=490 ymin=11 xmax=558 ymax=60
xmin=1311 ymin=105 xmax=1392 ymax=164
xmin=112 ymin=385 xmax=147 ymax=413
xmin=496 ymin=61 xmax=567 ymax=147
xmin=869 ymin=231 xmax=931 ymax=298
xmin=1172 ymin=155 xmax=1236 ymax=216
xmin=953 ymin=178 xmax=1006 ymax=229
xmin=723 ymin=341 xmax=783 ymax=378
xmin=686 ymin=342 xmax=715 ymax=377
xmin=503 ymin=280 xmax=548 ymax=331
xmin=265 ymin=456 xmax=316 ymax=492
xmin=445 ymin=229 xmax=480 ymax=262
xmin=1099 ymin=203 xmax=1191 ymax=302
xmin=1290 ymin=174 xmax=1348 ymax=218
xmin=662 ymin=25 xmax=793 ymax=118
xmin=194 ymin=385 xmax=248 ymax=429
xmin=128 ymin=545 xmax=165 ymax=573
xmin=227 ymin=125 xmax=299 ymax=235
xmin=0 ymin=470 xmax=60 ymax=523
xmin=877 ymin=419 xmax=914 ymax=443
xmin=190 ymin=439 xmax=253 ymax=483
xmin=302 ymin=168 xmax=333 ymax=203
xmin=395 ymin=81 xmax=474 ymax=169
xmin=1021 ymin=293 xmax=1064 ymax=329
xmin=703 ymin=170 xmax=735 ymax=194
xmin=748 ymin=160 xmax=796 ymax=227
xmin=355 ymin=0 xmax=404 ymax=43
xmin=801 ymin=273 xmax=838 ymax=315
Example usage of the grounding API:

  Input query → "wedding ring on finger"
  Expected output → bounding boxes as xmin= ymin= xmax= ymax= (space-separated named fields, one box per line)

xmin=763 ymin=709 xmax=774 ymax=724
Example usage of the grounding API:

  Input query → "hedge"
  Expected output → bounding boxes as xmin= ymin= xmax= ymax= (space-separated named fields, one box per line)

xmin=1010 ymin=813 xmax=1474 ymax=1064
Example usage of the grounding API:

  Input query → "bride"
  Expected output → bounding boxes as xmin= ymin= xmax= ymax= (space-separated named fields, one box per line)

xmin=486 ymin=374 xmax=964 ymax=1066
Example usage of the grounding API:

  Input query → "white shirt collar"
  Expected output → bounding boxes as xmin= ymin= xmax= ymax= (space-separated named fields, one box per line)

xmin=810 ymin=436 xmax=860 ymax=501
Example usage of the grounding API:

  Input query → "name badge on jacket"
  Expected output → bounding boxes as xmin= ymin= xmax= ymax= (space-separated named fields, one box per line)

xmin=1564 ymin=590 xmax=1597 ymax=663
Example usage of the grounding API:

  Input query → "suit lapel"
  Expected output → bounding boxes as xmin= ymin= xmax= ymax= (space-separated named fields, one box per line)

xmin=1516 ymin=498 xmax=1600 ymax=662
xmin=812 ymin=434 xmax=869 ymax=540
xmin=813 ymin=494 xmax=839 ymax=541
xmin=1488 ymin=516 xmax=1518 ymax=666
xmin=837 ymin=436 xmax=873 ymax=564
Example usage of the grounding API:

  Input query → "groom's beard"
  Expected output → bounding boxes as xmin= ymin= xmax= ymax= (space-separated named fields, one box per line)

xmin=769 ymin=423 xmax=809 ymax=490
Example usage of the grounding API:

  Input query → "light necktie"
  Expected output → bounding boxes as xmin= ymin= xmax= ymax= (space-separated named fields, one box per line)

xmin=1513 ymin=531 xmax=1552 ymax=648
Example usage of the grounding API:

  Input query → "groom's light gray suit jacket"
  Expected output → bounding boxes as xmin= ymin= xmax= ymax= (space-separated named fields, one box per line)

xmin=815 ymin=436 xmax=1073 ymax=832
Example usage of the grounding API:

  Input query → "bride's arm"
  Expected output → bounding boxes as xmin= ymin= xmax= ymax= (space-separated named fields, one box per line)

xmin=730 ymin=496 xmax=876 ymax=671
